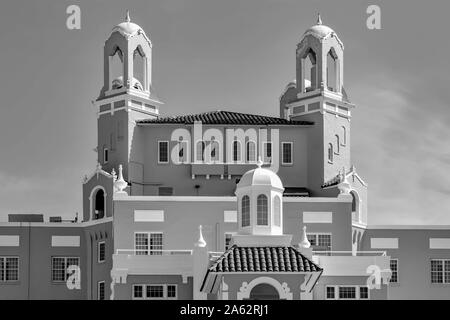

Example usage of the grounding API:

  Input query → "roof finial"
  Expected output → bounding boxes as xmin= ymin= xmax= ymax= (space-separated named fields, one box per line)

xmin=299 ymin=226 xmax=311 ymax=248
xmin=195 ymin=225 xmax=207 ymax=248
xmin=257 ymin=155 xmax=263 ymax=168
xmin=125 ymin=10 xmax=131 ymax=23
xmin=317 ymin=12 xmax=322 ymax=25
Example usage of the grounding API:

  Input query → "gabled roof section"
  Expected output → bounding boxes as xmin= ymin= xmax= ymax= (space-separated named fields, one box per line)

xmin=137 ymin=110 xmax=314 ymax=126
xmin=208 ymin=245 xmax=322 ymax=273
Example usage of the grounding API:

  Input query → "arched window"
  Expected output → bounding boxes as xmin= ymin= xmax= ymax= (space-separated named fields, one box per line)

xmin=303 ymin=49 xmax=317 ymax=92
xmin=133 ymin=47 xmax=146 ymax=90
xmin=94 ymin=189 xmax=105 ymax=220
xmin=351 ymin=191 xmax=360 ymax=223
xmin=257 ymin=195 xmax=268 ymax=226
xmin=110 ymin=47 xmax=124 ymax=90
xmin=233 ymin=140 xmax=241 ymax=162
xmin=246 ymin=141 xmax=256 ymax=162
xmin=342 ymin=126 xmax=346 ymax=146
xmin=242 ymin=196 xmax=250 ymax=227
xmin=273 ymin=196 xmax=281 ymax=227
xmin=335 ymin=135 xmax=340 ymax=154
xmin=211 ymin=140 xmax=220 ymax=162
xmin=328 ymin=143 xmax=333 ymax=163
xmin=327 ymin=49 xmax=338 ymax=92
xmin=196 ymin=141 xmax=205 ymax=162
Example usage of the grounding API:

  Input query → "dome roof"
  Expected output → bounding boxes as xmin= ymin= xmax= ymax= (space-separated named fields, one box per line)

xmin=111 ymin=11 xmax=147 ymax=39
xmin=112 ymin=21 xmax=143 ymax=37
xmin=237 ymin=158 xmax=284 ymax=191
xmin=303 ymin=14 xmax=336 ymax=39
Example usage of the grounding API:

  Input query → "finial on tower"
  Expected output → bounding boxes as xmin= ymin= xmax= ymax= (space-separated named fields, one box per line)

xmin=114 ymin=164 xmax=128 ymax=194
xmin=125 ymin=10 xmax=131 ymax=23
xmin=317 ymin=12 xmax=323 ymax=25
xmin=195 ymin=225 xmax=207 ymax=248
xmin=299 ymin=226 xmax=311 ymax=248
xmin=257 ymin=155 xmax=263 ymax=168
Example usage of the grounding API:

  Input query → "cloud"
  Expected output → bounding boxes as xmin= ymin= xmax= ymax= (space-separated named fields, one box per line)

xmin=350 ymin=71 xmax=450 ymax=225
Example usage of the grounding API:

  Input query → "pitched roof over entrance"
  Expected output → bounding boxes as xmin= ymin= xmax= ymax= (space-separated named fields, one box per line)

xmin=208 ymin=245 xmax=321 ymax=273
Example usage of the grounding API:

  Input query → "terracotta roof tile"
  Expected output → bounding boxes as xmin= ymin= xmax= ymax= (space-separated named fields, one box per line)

xmin=209 ymin=245 xmax=322 ymax=273
xmin=137 ymin=110 xmax=313 ymax=126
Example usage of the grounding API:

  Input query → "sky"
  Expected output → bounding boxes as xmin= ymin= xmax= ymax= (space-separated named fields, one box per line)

xmin=0 ymin=0 xmax=449 ymax=225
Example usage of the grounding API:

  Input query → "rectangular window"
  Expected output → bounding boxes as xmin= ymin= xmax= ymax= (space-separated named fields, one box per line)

xmin=0 ymin=257 xmax=19 ymax=282
xmin=225 ymin=233 xmax=234 ymax=251
xmin=167 ymin=285 xmax=177 ymax=299
xmin=103 ymin=148 xmax=109 ymax=163
xmin=132 ymin=284 xmax=177 ymax=300
xmin=150 ymin=233 xmax=163 ymax=255
xmin=359 ymin=287 xmax=369 ymax=299
xmin=281 ymin=142 xmax=293 ymax=165
xmin=98 ymin=281 xmax=105 ymax=300
xmin=158 ymin=141 xmax=169 ymax=163
xmin=98 ymin=241 xmax=106 ymax=263
xmin=326 ymin=286 xmax=335 ymax=299
xmin=431 ymin=259 xmax=450 ymax=284
xmin=326 ymin=286 xmax=369 ymax=300
xmin=51 ymin=257 xmax=80 ymax=282
xmin=147 ymin=285 xmax=164 ymax=298
xmin=135 ymin=233 xmax=149 ymax=255
xmin=263 ymin=142 xmax=272 ymax=163
xmin=307 ymin=233 xmax=332 ymax=252
xmin=390 ymin=259 xmax=398 ymax=283
xmin=135 ymin=232 xmax=164 ymax=256
xmin=339 ymin=286 xmax=356 ymax=299
xmin=133 ymin=285 xmax=144 ymax=299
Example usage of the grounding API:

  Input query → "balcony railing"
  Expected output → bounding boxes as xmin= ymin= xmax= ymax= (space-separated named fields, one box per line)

xmin=313 ymin=251 xmax=387 ymax=257
xmin=115 ymin=249 xmax=193 ymax=256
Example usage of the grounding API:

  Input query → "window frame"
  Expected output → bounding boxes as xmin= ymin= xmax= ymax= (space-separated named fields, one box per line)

xmin=246 ymin=140 xmax=256 ymax=163
xmin=98 ymin=241 xmax=106 ymax=263
xmin=241 ymin=195 xmax=250 ymax=228
xmin=390 ymin=258 xmax=399 ymax=284
xmin=281 ymin=142 xmax=293 ymax=165
xmin=158 ymin=140 xmax=169 ymax=164
xmin=134 ymin=232 xmax=164 ymax=256
xmin=51 ymin=256 xmax=80 ymax=283
xmin=196 ymin=140 xmax=205 ymax=162
xmin=98 ymin=281 xmax=105 ymax=300
xmin=307 ymin=233 xmax=333 ymax=252
xmin=335 ymin=135 xmax=340 ymax=155
xmin=232 ymin=140 xmax=241 ymax=162
xmin=325 ymin=285 xmax=370 ymax=300
xmin=132 ymin=284 xmax=177 ymax=300
xmin=0 ymin=256 xmax=19 ymax=282
xmin=328 ymin=143 xmax=334 ymax=163
xmin=257 ymin=194 xmax=269 ymax=226
xmin=263 ymin=142 xmax=272 ymax=163
xmin=103 ymin=147 xmax=109 ymax=164
xmin=341 ymin=126 xmax=347 ymax=146
xmin=431 ymin=259 xmax=450 ymax=284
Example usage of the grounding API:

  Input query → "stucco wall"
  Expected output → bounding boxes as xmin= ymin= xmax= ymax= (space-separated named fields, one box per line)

xmin=360 ymin=228 xmax=450 ymax=299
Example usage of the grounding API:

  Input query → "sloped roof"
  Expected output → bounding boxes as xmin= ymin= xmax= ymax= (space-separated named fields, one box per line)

xmin=137 ymin=110 xmax=313 ymax=126
xmin=208 ymin=245 xmax=322 ymax=273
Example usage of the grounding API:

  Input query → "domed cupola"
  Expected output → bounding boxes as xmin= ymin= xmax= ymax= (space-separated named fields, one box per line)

xmin=234 ymin=157 xmax=286 ymax=241
xmin=303 ymin=14 xmax=340 ymax=42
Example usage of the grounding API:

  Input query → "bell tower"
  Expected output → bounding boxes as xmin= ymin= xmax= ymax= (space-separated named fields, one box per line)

xmin=93 ymin=11 xmax=163 ymax=182
xmin=280 ymin=14 xmax=355 ymax=194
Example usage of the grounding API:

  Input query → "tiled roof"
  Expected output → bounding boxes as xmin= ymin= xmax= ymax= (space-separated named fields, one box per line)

xmin=283 ymin=187 xmax=309 ymax=197
xmin=321 ymin=174 xmax=342 ymax=188
xmin=208 ymin=245 xmax=322 ymax=273
xmin=137 ymin=110 xmax=313 ymax=126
